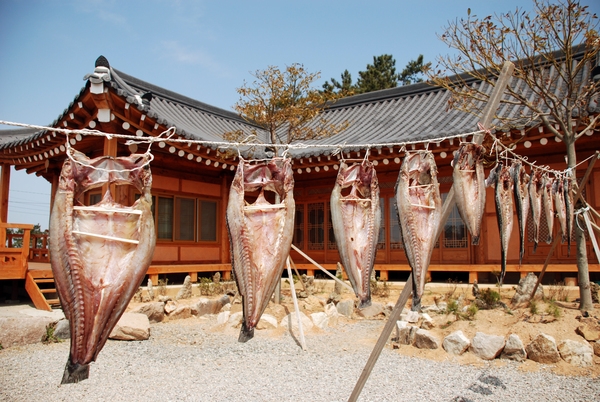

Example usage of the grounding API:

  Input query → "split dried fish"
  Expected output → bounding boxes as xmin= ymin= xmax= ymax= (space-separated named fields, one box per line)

xmin=542 ymin=174 xmax=555 ymax=244
xmin=528 ymin=170 xmax=544 ymax=253
xmin=330 ymin=161 xmax=380 ymax=308
xmin=510 ymin=161 xmax=530 ymax=265
xmin=452 ymin=143 xmax=486 ymax=245
xmin=226 ymin=158 xmax=295 ymax=342
xmin=394 ymin=152 xmax=441 ymax=311
xmin=50 ymin=150 xmax=156 ymax=384
xmin=490 ymin=162 xmax=513 ymax=285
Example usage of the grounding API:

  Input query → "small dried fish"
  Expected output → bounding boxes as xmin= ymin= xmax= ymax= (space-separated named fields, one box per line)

xmin=528 ymin=170 xmax=544 ymax=253
xmin=330 ymin=161 xmax=380 ymax=308
xmin=490 ymin=162 xmax=513 ymax=285
xmin=542 ymin=174 xmax=555 ymax=244
xmin=394 ymin=152 xmax=441 ymax=311
xmin=510 ymin=161 xmax=530 ymax=265
xmin=452 ymin=143 xmax=486 ymax=245
xmin=50 ymin=150 xmax=156 ymax=384
xmin=226 ymin=158 xmax=295 ymax=342
xmin=553 ymin=175 xmax=573 ymax=254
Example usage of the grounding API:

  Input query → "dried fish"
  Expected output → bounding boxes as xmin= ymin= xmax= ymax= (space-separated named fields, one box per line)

xmin=553 ymin=175 xmax=573 ymax=254
xmin=226 ymin=158 xmax=295 ymax=342
xmin=564 ymin=176 xmax=574 ymax=254
xmin=50 ymin=150 xmax=156 ymax=384
xmin=330 ymin=161 xmax=380 ymax=308
xmin=452 ymin=143 xmax=486 ymax=245
xmin=542 ymin=174 xmax=555 ymax=244
xmin=491 ymin=162 xmax=513 ymax=285
xmin=394 ymin=152 xmax=441 ymax=311
xmin=510 ymin=161 xmax=530 ymax=265
xmin=528 ymin=170 xmax=544 ymax=253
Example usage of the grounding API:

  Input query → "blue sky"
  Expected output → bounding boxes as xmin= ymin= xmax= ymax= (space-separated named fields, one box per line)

xmin=1 ymin=0 xmax=599 ymax=230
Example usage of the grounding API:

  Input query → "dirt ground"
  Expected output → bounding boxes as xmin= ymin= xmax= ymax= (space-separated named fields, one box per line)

xmin=130 ymin=279 xmax=600 ymax=377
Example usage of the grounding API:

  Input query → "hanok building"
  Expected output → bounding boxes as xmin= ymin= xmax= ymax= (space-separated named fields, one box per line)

xmin=1 ymin=54 xmax=599 ymax=310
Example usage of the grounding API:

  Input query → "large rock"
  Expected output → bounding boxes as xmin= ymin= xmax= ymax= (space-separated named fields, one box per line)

xmin=558 ymin=340 xmax=594 ymax=367
xmin=500 ymin=334 xmax=527 ymax=362
xmin=280 ymin=311 xmax=314 ymax=332
xmin=227 ymin=311 xmax=243 ymax=329
xmin=194 ymin=295 xmax=230 ymax=316
xmin=395 ymin=321 xmax=418 ymax=345
xmin=324 ymin=303 xmax=339 ymax=327
xmin=592 ymin=341 xmax=600 ymax=357
xmin=169 ymin=305 xmax=192 ymax=320
xmin=175 ymin=275 xmax=193 ymax=300
xmin=311 ymin=312 xmax=329 ymax=330
xmin=443 ymin=330 xmax=470 ymax=355
xmin=420 ymin=313 xmax=434 ymax=330
xmin=131 ymin=302 xmax=165 ymax=323
xmin=356 ymin=302 xmax=384 ymax=319
xmin=526 ymin=334 xmax=561 ymax=363
xmin=575 ymin=323 xmax=600 ymax=341
xmin=414 ymin=329 xmax=439 ymax=349
xmin=469 ymin=332 xmax=505 ymax=360
xmin=256 ymin=314 xmax=278 ymax=330
xmin=336 ymin=299 xmax=355 ymax=318
xmin=109 ymin=313 xmax=150 ymax=341
xmin=53 ymin=318 xmax=70 ymax=339
xmin=164 ymin=300 xmax=178 ymax=315
xmin=216 ymin=311 xmax=230 ymax=325
xmin=0 ymin=316 xmax=55 ymax=348
xmin=511 ymin=273 xmax=543 ymax=305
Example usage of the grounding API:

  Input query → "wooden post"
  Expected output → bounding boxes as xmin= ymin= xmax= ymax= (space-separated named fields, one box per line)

xmin=0 ymin=164 xmax=10 ymax=224
xmin=102 ymin=136 xmax=118 ymax=196
xmin=349 ymin=61 xmax=515 ymax=402
xmin=469 ymin=271 xmax=478 ymax=284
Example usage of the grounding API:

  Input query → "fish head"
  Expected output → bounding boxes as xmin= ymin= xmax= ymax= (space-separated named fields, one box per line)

xmin=336 ymin=162 xmax=376 ymax=199
xmin=235 ymin=158 xmax=293 ymax=204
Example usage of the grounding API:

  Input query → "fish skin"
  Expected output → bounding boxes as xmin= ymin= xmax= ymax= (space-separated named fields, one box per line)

xmin=226 ymin=158 xmax=295 ymax=342
xmin=553 ymin=179 xmax=566 ymax=242
xmin=452 ymin=143 xmax=486 ymax=245
xmin=49 ymin=150 xmax=156 ymax=384
xmin=394 ymin=152 xmax=442 ymax=311
xmin=330 ymin=161 xmax=380 ymax=309
xmin=529 ymin=170 xmax=544 ymax=253
xmin=492 ymin=162 xmax=513 ymax=286
xmin=542 ymin=174 xmax=555 ymax=244
xmin=563 ymin=176 xmax=574 ymax=255
xmin=510 ymin=161 xmax=530 ymax=265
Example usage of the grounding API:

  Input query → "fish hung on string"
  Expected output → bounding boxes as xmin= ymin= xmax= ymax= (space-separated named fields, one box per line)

xmin=487 ymin=162 xmax=513 ymax=286
xmin=452 ymin=143 xmax=486 ymax=245
xmin=330 ymin=160 xmax=381 ymax=309
xmin=510 ymin=161 xmax=530 ymax=265
xmin=529 ymin=170 xmax=544 ymax=253
xmin=553 ymin=175 xmax=574 ymax=254
xmin=49 ymin=149 xmax=156 ymax=384
xmin=542 ymin=173 xmax=555 ymax=243
xmin=226 ymin=157 xmax=295 ymax=342
xmin=394 ymin=151 xmax=441 ymax=311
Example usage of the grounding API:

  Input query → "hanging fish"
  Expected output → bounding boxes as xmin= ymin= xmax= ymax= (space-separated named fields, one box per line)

xmin=330 ymin=161 xmax=380 ymax=309
xmin=542 ymin=174 xmax=555 ymax=244
xmin=563 ymin=176 xmax=574 ymax=255
xmin=394 ymin=151 xmax=442 ymax=311
xmin=553 ymin=177 xmax=570 ymax=250
xmin=452 ymin=143 xmax=486 ymax=245
xmin=490 ymin=162 xmax=513 ymax=286
xmin=226 ymin=157 xmax=295 ymax=342
xmin=510 ymin=161 xmax=530 ymax=265
xmin=50 ymin=150 xmax=156 ymax=384
xmin=528 ymin=170 xmax=544 ymax=253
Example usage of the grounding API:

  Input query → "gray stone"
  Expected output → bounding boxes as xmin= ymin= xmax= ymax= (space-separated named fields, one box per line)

xmin=593 ymin=341 xmax=600 ymax=357
xmin=131 ymin=302 xmax=165 ymax=323
xmin=216 ymin=311 xmax=230 ymax=325
xmin=422 ymin=304 xmax=440 ymax=313
xmin=176 ymin=275 xmax=193 ymax=300
xmin=511 ymin=273 xmax=543 ymax=305
xmin=0 ymin=316 xmax=55 ymax=348
xmin=311 ymin=312 xmax=329 ymax=330
xmin=575 ymin=323 xmax=600 ymax=341
xmin=169 ymin=305 xmax=192 ymax=320
xmin=53 ymin=318 xmax=70 ymax=339
xmin=227 ymin=312 xmax=243 ymax=328
xmin=333 ymin=263 xmax=344 ymax=295
xmin=133 ymin=287 xmax=143 ymax=303
xmin=280 ymin=311 xmax=314 ymax=332
xmin=443 ymin=330 xmax=470 ymax=355
xmin=324 ymin=303 xmax=339 ymax=327
xmin=436 ymin=301 xmax=447 ymax=311
xmin=147 ymin=278 xmax=154 ymax=301
xmin=357 ymin=302 xmax=384 ymax=319
xmin=109 ymin=313 xmax=150 ymax=341
xmin=526 ymin=333 xmax=561 ymax=363
xmin=194 ymin=295 xmax=230 ymax=316
xmin=405 ymin=310 xmax=420 ymax=323
xmin=213 ymin=272 xmax=221 ymax=283
xmin=395 ymin=321 xmax=418 ymax=345
xmin=336 ymin=299 xmax=355 ymax=318
xmin=501 ymin=334 xmax=527 ymax=362
xmin=420 ymin=313 xmax=434 ymax=330
xmin=469 ymin=332 xmax=506 ymax=360
xmin=157 ymin=295 xmax=172 ymax=303
xmin=164 ymin=300 xmax=177 ymax=315
xmin=256 ymin=314 xmax=278 ymax=330
xmin=414 ymin=329 xmax=439 ymax=349
xmin=558 ymin=339 xmax=594 ymax=367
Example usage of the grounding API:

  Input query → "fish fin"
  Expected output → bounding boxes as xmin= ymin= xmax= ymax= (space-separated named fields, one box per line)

xmin=238 ymin=322 xmax=255 ymax=343
xmin=546 ymin=235 xmax=553 ymax=244
xmin=358 ymin=298 xmax=372 ymax=309
xmin=61 ymin=361 xmax=90 ymax=384
xmin=533 ymin=241 xmax=538 ymax=254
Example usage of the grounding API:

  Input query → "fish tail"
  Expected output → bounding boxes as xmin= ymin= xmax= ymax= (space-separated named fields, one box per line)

xmin=238 ymin=322 xmax=255 ymax=343
xmin=546 ymin=234 xmax=552 ymax=244
xmin=61 ymin=360 xmax=90 ymax=384
xmin=472 ymin=235 xmax=480 ymax=246
xmin=358 ymin=298 xmax=372 ymax=309
xmin=499 ymin=253 xmax=506 ymax=287
xmin=533 ymin=241 xmax=538 ymax=254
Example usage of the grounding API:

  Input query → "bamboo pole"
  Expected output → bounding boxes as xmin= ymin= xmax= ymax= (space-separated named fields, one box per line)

xmin=289 ymin=256 xmax=307 ymax=293
xmin=290 ymin=244 xmax=354 ymax=293
xmin=286 ymin=257 xmax=307 ymax=351
xmin=529 ymin=232 xmax=561 ymax=300
xmin=349 ymin=61 xmax=515 ymax=402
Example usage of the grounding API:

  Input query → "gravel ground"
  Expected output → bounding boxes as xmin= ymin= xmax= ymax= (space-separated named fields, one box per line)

xmin=0 ymin=317 xmax=598 ymax=402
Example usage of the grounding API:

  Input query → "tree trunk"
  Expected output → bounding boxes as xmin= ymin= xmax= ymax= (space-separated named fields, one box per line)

xmin=565 ymin=134 xmax=593 ymax=311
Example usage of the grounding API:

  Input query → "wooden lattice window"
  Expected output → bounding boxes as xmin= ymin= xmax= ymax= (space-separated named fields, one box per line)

xmin=308 ymin=202 xmax=324 ymax=250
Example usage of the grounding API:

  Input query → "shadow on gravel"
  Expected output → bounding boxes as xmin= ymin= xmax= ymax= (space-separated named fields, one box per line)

xmin=451 ymin=373 xmax=507 ymax=401
xmin=283 ymin=305 xmax=304 ymax=350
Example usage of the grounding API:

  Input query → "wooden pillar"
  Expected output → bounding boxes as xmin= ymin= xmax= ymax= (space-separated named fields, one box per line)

xmin=306 ymin=269 xmax=315 ymax=276
xmin=0 ymin=164 xmax=10 ymax=223
xmin=520 ymin=271 xmax=528 ymax=279
xmin=379 ymin=270 xmax=388 ymax=281
xmin=469 ymin=271 xmax=478 ymax=284
xmin=102 ymin=136 xmax=118 ymax=196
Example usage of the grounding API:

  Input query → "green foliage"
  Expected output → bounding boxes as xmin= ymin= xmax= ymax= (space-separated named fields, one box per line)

xmin=480 ymin=288 xmax=501 ymax=306
xmin=546 ymin=301 xmax=561 ymax=318
xmin=41 ymin=323 xmax=61 ymax=344
xmin=446 ymin=299 xmax=460 ymax=315
xmin=529 ymin=300 xmax=539 ymax=315
xmin=157 ymin=278 xmax=169 ymax=296
xmin=398 ymin=54 xmax=430 ymax=85
xmin=465 ymin=303 xmax=479 ymax=320
xmin=0 ymin=342 xmax=3 ymax=350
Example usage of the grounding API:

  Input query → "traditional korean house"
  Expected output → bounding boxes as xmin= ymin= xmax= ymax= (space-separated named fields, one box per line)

xmin=1 ymin=54 xmax=598 ymax=310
